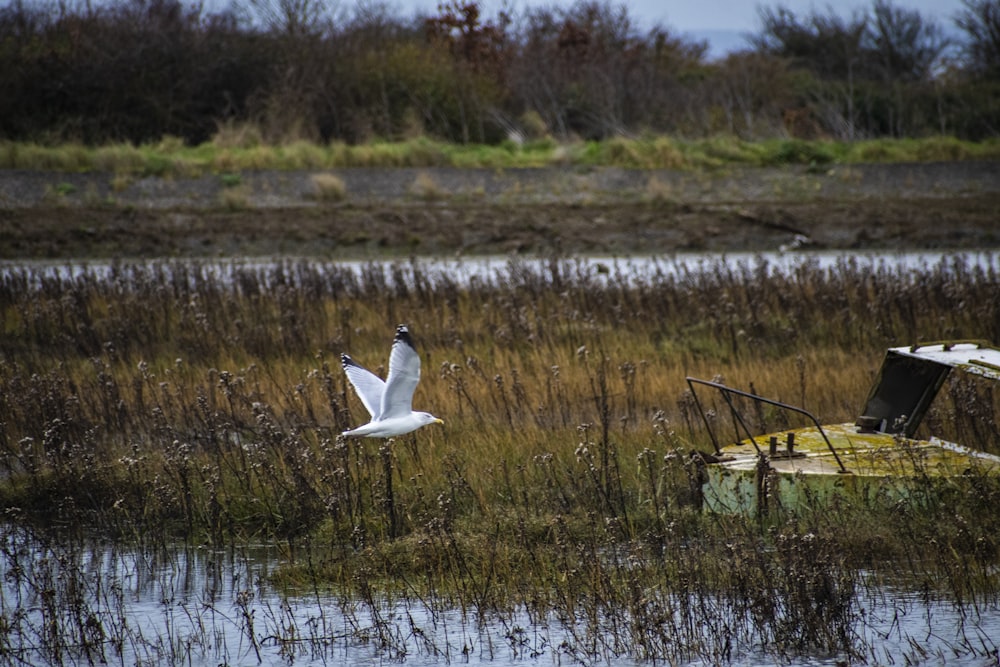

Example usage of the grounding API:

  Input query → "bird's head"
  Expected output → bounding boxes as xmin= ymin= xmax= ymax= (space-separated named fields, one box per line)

xmin=417 ymin=412 xmax=444 ymax=427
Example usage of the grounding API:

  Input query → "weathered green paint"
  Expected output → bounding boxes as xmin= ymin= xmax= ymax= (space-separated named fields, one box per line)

xmin=697 ymin=342 xmax=1000 ymax=515
xmin=702 ymin=423 xmax=1000 ymax=515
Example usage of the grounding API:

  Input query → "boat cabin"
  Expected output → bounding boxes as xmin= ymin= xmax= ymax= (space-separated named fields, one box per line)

xmin=857 ymin=341 xmax=1000 ymax=437
xmin=686 ymin=341 xmax=1000 ymax=514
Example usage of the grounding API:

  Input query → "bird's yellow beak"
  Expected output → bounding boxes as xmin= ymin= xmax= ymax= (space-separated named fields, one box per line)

xmin=434 ymin=418 xmax=444 ymax=425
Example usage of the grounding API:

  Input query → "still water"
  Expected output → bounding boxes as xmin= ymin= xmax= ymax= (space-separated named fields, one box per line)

xmin=2 ymin=527 xmax=998 ymax=666
xmin=3 ymin=250 xmax=998 ymax=291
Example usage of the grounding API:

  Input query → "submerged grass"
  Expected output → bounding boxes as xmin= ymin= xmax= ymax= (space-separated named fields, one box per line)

xmin=1 ymin=254 xmax=999 ymax=663
xmin=2 ymin=134 xmax=998 ymax=176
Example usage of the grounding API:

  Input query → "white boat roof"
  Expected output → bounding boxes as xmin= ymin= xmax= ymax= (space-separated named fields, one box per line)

xmin=890 ymin=342 xmax=1000 ymax=381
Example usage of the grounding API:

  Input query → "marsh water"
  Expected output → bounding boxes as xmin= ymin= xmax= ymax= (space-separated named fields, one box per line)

xmin=4 ymin=249 xmax=998 ymax=291
xmin=3 ymin=250 xmax=1000 ymax=666
xmin=2 ymin=526 xmax=998 ymax=666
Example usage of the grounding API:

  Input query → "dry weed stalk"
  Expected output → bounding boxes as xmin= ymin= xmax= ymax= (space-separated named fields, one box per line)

xmin=0 ymin=255 xmax=999 ymax=663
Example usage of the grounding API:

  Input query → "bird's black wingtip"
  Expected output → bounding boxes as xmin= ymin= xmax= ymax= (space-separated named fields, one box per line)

xmin=394 ymin=324 xmax=414 ymax=346
xmin=341 ymin=353 xmax=356 ymax=368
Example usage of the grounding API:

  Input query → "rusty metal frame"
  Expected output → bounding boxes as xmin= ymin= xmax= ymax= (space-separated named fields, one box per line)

xmin=686 ymin=377 xmax=848 ymax=473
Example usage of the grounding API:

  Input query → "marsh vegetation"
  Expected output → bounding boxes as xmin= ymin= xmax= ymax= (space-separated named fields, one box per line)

xmin=1 ymin=254 xmax=999 ymax=664
xmin=4 ymin=0 xmax=1000 ymax=660
xmin=4 ymin=134 xmax=1000 ymax=177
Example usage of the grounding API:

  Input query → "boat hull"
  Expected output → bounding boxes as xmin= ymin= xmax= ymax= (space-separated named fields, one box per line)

xmin=702 ymin=423 xmax=1000 ymax=515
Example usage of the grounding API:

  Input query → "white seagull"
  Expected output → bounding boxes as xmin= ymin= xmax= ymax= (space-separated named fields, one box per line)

xmin=340 ymin=324 xmax=443 ymax=438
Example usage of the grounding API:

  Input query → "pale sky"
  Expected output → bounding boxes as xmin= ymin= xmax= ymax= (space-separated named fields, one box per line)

xmin=621 ymin=0 xmax=962 ymax=31
xmin=395 ymin=0 xmax=967 ymax=57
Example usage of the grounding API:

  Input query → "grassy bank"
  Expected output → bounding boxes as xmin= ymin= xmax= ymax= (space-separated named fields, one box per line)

xmin=3 ymin=134 xmax=999 ymax=177
xmin=1 ymin=255 xmax=999 ymax=662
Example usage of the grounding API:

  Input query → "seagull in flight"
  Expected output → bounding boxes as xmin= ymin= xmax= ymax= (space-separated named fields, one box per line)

xmin=340 ymin=324 xmax=443 ymax=438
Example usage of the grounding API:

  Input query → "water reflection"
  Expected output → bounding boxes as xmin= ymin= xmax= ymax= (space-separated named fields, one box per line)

xmin=2 ymin=526 xmax=998 ymax=666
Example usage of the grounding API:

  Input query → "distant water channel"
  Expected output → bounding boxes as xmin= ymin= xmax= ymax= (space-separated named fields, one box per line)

xmin=2 ymin=526 xmax=998 ymax=666
xmin=3 ymin=250 xmax=998 ymax=291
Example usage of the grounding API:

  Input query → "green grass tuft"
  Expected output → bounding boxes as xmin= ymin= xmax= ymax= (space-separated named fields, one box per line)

xmin=0 ymin=134 xmax=994 ymax=176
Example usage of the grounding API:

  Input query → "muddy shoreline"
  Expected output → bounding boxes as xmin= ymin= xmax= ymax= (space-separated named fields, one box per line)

xmin=2 ymin=163 xmax=998 ymax=259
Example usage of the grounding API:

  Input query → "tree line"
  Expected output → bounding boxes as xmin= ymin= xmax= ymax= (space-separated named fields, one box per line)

xmin=1 ymin=0 xmax=998 ymax=146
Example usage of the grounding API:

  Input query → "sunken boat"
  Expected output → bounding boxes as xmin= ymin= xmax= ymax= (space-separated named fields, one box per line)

xmin=688 ymin=341 xmax=1000 ymax=515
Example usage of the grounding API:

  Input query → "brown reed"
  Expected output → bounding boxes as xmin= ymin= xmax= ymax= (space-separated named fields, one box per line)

xmin=0 ymin=254 xmax=999 ymax=664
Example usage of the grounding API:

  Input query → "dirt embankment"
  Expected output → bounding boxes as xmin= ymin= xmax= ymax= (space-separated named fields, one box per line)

xmin=1 ymin=162 xmax=998 ymax=259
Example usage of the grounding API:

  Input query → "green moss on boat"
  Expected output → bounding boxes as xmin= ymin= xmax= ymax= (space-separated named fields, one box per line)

xmin=691 ymin=341 xmax=1000 ymax=515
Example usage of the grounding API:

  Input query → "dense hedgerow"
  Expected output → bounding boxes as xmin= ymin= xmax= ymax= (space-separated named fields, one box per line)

xmin=1 ymin=0 xmax=999 ymax=146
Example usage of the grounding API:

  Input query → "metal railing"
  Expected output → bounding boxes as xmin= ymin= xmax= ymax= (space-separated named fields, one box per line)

xmin=686 ymin=377 xmax=849 ymax=474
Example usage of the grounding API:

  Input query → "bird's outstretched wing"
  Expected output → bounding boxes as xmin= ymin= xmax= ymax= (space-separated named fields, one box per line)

xmin=380 ymin=325 xmax=421 ymax=420
xmin=341 ymin=353 xmax=385 ymax=419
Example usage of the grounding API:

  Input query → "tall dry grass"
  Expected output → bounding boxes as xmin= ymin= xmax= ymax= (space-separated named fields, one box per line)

xmin=1 ymin=254 xmax=999 ymax=664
